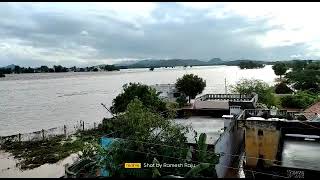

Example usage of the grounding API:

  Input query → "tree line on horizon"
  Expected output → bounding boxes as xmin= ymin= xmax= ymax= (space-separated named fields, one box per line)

xmin=0 ymin=64 xmax=120 ymax=75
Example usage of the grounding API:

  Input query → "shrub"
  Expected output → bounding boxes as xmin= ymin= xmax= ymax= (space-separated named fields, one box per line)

xmin=280 ymin=91 xmax=319 ymax=109
xmin=274 ymin=82 xmax=293 ymax=94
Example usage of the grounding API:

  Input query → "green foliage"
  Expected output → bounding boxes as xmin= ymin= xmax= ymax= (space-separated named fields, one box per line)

xmin=285 ymin=69 xmax=320 ymax=93
xmin=184 ymin=163 xmax=211 ymax=178
xmin=305 ymin=61 xmax=320 ymax=70
xmin=40 ymin=66 xmax=50 ymax=72
xmin=176 ymin=94 xmax=188 ymax=107
xmin=0 ymin=129 xmax=104 ymax=171
xmin=139 ymin=132 xmax=219 ymax=178
xmin=197 ymin=133 xmax=207 ymax=162
xmin=175 ymin=74 xmax=206 ymax=103
xmin=230 ymin=79 xmax=277 ymax=107
xmin=110 ymin=83 xmax=167 ymax=115
xmin=101 ymin=65 xmax=120 ymax=71
xmin=272 ymin=62 xmax=288 ymax=79
xmin=54 ymin=65 xmax=68 ymax=72
xmin=280 ymin=91 xmax=320 ymax=109
xmin=239 ymin=61 xmax=265 ymax=69
xmin=274 ymin=82 xmax=293 ymax=94
xmin=102 ymin=99 xmax=192 ymax=177
xmin=290 ymin=60 xmax=308 ymax=71
xmin=152 ymin=158 xmax=161 ymax=178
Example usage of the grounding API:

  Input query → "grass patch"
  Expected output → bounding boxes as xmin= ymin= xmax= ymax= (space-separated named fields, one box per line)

xmin=0 ymin=128 xmax=106 ymax=170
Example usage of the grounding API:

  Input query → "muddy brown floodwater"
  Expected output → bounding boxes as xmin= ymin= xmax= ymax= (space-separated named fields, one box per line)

xmin=0 ymin=150 xmax=79 ymax=178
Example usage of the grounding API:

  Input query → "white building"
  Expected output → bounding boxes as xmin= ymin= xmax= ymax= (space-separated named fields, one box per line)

xmin=151 ymin=84 xmax=182 ymax=102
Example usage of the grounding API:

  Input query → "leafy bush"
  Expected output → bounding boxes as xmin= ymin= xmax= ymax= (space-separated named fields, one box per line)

xmin=280 ymin=91 xmax=319 ymax=109
xmin=176 ymin=94 xmax=188 ymax=107
xmin=230 ymin=79 xmax=277 ymax=107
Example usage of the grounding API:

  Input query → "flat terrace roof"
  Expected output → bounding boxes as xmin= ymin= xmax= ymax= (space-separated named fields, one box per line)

xmin=282 ymin=139 xmax=320 ymax=171
xmin=174 ymin=116 xmax=225 ymax=144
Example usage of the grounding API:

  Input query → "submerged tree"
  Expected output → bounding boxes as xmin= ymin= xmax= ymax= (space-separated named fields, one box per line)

xmin=175 ymin=74 xmax=206 ymax=103
xmin=272 ymin=62 xmax=288 ymax=80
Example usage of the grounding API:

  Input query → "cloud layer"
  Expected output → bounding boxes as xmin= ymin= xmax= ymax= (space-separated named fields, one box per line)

xmin=0 ymin=2 xmax=320 ymax=67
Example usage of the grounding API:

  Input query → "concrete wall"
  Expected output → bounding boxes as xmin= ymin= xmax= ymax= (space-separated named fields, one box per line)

xmin=214 ymin=121 xmax=244 ymax=177
xmin=194 ymin=100 xmax=229 ymax=110
xmin=241 ymin=121 xmax=281 ymax=168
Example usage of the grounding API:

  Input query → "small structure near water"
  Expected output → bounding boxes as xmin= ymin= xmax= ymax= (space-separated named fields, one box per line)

xmin=151 ymin=84 xmax=182 ymax=102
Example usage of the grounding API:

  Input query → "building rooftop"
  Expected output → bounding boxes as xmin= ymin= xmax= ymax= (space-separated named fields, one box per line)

xmin=174 ymin=116 xmax=225 ymax=144
xmin=194 ymin=93 xmax=258 ymax=110
xmin=282 ymin=139 xmax=320 ymax=171
xmin=304 ymin=101 xmax=320 ymax=120
xmin=237 ymin=109 xmax=305 ymax=121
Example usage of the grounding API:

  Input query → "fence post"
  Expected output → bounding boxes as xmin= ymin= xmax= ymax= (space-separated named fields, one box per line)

xmin=64 ymin=125 xmax=67 ymax=138
xmin=42 ymin=129 xmax=45 ymax=141
xmin=18 ymin=133 xmax=21 ymax=142
xmin=82 ymin=121 xmax=85 ymax=131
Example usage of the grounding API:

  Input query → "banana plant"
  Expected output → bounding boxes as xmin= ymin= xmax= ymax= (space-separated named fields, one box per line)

xmin=152 ymin=158 xmax=161 ymax=178
xmin=184 ymin=163 xmax=211 ymax=178
xmin=197 ymin=133 xmax=208 ymax=162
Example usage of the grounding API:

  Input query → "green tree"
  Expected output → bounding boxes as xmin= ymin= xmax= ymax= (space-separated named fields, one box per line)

xmin=280 ymin=91 xmax=319 ymax=109
xmin=291 ymin=60 xmax=308 ymax=71
xmin=175 ymin=74 xmax=206 ymax=103
xmin=110 ymin=83 xmax=167 ymax=115
xmin=53 ymin=65 xmax=67 ymax=72
xmin=14 ymin=65 xmax=21 ymax=74
xmin=285 ymin=69 xmax=320 ymax=93
xmin=102 ymin=65 xmax=119 ymax=71
xmin=102 ymin=99 xmax=193 ymax=177
xmin=239 ymin=61 xmax=265 ymax=69
xmin=272 ymin=62 xmax=288 ymax=80
xmin=230 ymin=79 xmax=277 ymax=107
xmin=40 ymin=66 xmax=49 ymax=72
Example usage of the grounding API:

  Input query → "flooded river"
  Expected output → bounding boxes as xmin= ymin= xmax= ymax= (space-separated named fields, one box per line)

xmin=0 ymin=65 xmax=276 ymax=136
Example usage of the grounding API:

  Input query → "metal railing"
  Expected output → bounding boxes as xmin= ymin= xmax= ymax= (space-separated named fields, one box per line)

xmin=196 ymin=93 xmax=257 ymax=102
xmin=236 ymin=109 xmax=310 ymax=121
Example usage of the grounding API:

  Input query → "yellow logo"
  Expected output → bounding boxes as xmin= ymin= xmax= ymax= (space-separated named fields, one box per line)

xmin=125 ymin=163 xmax=141 ymax=168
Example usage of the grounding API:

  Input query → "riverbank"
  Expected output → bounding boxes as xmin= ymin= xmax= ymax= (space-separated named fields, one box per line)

xmin=0 ymin=128 xmax=105 ymax=170
xmin=0 ymin=150 xmax=78 ymax=178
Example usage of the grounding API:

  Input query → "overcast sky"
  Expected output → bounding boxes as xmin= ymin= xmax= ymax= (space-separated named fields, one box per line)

xmin=1 ymin=2 xmax=320 ymax=67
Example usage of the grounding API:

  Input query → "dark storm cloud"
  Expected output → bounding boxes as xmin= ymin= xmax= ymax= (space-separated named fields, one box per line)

xmin=0 ymin=2 xmax=317 ymax=67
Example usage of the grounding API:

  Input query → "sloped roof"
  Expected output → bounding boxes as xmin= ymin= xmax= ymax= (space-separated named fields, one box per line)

xmin=304 ymin=101 xmax=320 ymax=120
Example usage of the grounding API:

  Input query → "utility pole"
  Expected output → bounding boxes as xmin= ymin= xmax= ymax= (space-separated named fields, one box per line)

xmin=225 ymin=78 xmax=227 ymax=94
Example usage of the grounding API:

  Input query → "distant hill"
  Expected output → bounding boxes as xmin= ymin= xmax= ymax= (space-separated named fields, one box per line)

xmin=207 ymin=58 xmax=224 ymax=64
xmin=128 ymin=59 xmax=207 ymax=68
xmin=113 ymin=60 xmax=139 ymax=66
xmin=4 ymin=64 xmax=16 ymax=70
xmin=113 ymin=58 xmax=274 ymax=69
